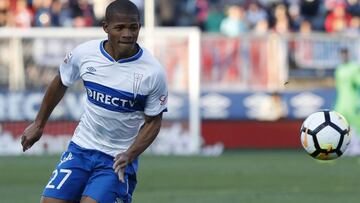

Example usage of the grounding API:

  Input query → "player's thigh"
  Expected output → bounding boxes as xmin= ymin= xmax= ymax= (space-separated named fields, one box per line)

xmin=83 ymin=170 xmax=136 ymax=203
xmin=41 ymin=196 xmax=76 ymax=203
xmin=42 ymin=151 xmax=91 ymax=202
xmin=80 ymin=196 xmax=98 ymax=203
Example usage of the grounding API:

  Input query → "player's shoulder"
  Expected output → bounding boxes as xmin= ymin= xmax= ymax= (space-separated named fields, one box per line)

xmin=140 ymin=46 xmax=166 ymax=75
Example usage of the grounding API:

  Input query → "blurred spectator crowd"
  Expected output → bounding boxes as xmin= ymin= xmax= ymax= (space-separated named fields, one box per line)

xmin=0 ymin=0 xmax=359 ymax=36
xmin=0 ymin=0 xmax=359 ymax=90
xmin=0 ymin=0 xmax=107 ymax=27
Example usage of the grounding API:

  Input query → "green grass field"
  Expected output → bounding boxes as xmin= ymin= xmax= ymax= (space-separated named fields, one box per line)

xmin=1 ymin=150 xmax=360 ymax=203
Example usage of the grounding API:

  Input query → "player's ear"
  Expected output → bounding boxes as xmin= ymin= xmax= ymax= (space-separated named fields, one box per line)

xmin=102 ymin=21 xmax=109 ymax=33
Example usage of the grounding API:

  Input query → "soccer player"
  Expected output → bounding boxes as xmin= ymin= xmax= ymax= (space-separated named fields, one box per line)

xmin=335 ymin=48 xmax=360 ymax=156
xmin=20 ymin=0 xmax=168 ymax=202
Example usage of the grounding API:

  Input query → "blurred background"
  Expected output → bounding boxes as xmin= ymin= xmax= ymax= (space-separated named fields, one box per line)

xmin=1 ymin=0 xmax=360 ymax=203
xmin=1 ymin=0 xmax=359 ymax=154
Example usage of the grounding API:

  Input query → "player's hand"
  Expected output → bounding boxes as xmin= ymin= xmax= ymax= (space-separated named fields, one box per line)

xmin=21 ymin=122 xmax=43 ymax=152
xmin=113 ymin=152 xmax=131 ymax=182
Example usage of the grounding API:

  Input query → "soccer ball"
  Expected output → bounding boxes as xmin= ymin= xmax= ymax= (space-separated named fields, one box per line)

xmin=300 ymin=110 xmax=351 ymax=160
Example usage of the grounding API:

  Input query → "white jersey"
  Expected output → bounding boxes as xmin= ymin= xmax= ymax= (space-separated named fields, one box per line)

xmin=59 ymin=39 xmax=168 ymax=157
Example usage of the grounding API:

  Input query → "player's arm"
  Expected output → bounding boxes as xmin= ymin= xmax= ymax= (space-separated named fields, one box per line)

xmin=113 ymin=113 xmax=163 ymax=178
xmin=21 ymin=74 xmax=67 ymax=152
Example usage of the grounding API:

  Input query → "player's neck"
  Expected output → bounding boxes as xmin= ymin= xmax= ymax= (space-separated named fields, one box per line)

xmin=104 ymin=41 xmax=138 ymax=61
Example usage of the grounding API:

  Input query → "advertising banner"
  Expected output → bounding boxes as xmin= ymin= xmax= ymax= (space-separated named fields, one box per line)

xmin=0 ymin=89 xmax=336 ymax=121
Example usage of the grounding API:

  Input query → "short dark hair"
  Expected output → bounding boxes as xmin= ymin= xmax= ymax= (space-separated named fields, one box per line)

xmin=105 ymin=0 xmax=140 ymax=22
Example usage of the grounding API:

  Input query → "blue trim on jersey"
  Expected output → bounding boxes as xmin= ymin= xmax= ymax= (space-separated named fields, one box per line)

xmin=118 ymin=47 xmax=143 ymax=63
xmin=100 ymin=40 xmax=143 ymax=63
xmin=100 ymin=40 xmax=114 ymax=62
xmin=84 ymin=80 xmax=147 ymax=112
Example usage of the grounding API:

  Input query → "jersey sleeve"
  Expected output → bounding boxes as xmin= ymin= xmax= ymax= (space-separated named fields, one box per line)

xmin=59 ymin=49 xmax=81 ymax=87
xmin=144 ymin=69 xmax=168 ymax=116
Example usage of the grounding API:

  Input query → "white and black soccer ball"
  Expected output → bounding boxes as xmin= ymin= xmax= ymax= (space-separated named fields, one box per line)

xmin=300 ymin=110 xmax=351 ymax=160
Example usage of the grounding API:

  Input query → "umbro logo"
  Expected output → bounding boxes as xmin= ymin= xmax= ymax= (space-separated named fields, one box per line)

xmin=86 ymin=66 xmax=96 ymax=72
xmin=85 ymin=67 xmax=96 ymax=75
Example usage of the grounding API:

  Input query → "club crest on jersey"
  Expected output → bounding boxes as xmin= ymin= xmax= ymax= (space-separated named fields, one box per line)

xmin=133 ymin=73 xmax=143 ymax=100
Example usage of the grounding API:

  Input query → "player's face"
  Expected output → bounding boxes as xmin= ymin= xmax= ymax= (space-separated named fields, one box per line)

xmin=103 ymin=13 xmax=140 ymax=55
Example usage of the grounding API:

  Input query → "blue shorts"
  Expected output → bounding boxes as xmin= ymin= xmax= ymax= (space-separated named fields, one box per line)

xmin=42 ymin=142 xmax=137 ymax=203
